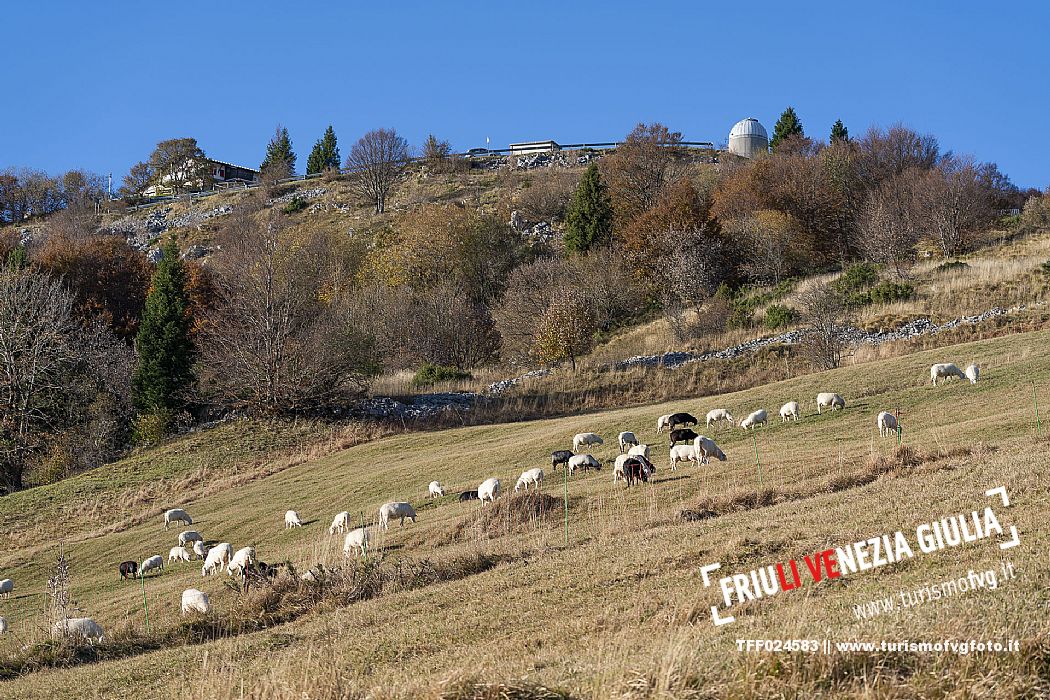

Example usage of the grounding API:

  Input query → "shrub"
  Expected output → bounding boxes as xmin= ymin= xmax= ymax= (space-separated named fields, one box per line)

xmin=412 ymin=363 xmax=472 ymax=387
xmin=936 ymin=260 xmax=969 ymax=273
xmin=834 ymin=262 xmax=880 ymax=296
xmin=764 ymin=304 xmax=797 ymax=330
xmin=1041 ymin=260 xmax=1050 ymax=277
xmin=868 ymin=280 xmax=915 ymax=304
xmin=282 ymin=196 xmax=307 ymax=214
xmin=131 ymin=410 xmax=174 ymax=446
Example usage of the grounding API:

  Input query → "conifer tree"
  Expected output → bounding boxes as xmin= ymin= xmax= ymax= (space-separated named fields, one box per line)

xmin=830 ymin=119 xmax=849 ymax=143
xmin=306 ymin=125 xmax=340 ymax=174
xmin=770 ymin=107 xmax=805 ymax=151
xmin=260 ymin=125 xmax=296 ymax=177
xmin=564 ymin=164 xmax=613 ymax=253
xmin=132 ymin=238 xmax=194 ymax=414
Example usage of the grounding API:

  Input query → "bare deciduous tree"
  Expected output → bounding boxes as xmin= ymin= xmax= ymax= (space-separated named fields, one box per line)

xmin=601 ymin=122 xmax=688 ymax=222
xmin=798 ymin=284 xmax=852 ymax=370
xmin=857 ymin=171 xmax=923 ymax=278
xmin=345 ymin=128 xmax=409 ymax=213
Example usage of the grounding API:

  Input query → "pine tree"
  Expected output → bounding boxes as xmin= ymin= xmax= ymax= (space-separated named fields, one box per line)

xmin=830 ymin=119 xmax=849 ymax=143
xmin=564 ymin=164 xmax=613 ymax=254
xmin=132 ymin=238 xmax=195 ymax=415
xmin=770 ymin=107 xmax=804 ymax=152
xmin=306 ymin=125 xmax=340 ymax=174
xmin=260 ymin=125 xmax=296 ymax=177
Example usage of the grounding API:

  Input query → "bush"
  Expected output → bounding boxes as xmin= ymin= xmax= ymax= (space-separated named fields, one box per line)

xmin=868 ymin=280 xmax=915 ymax=304
xmin=282 ymin=196 xmax=307 ymax=214
xmin=412 ymin=363 xmax=472 ymax=387
xmin=764 ymin=304 xmax=797 ymax=330
xmin=1040 ymin=260 xmax=1050 ymax=276
xmin=131 ymin=410 xmax=174 ymax=446
xmin=936 ymin=260 xmax=969 ymax=273
xmin=834 ymin=263 xmax=880 ymax=296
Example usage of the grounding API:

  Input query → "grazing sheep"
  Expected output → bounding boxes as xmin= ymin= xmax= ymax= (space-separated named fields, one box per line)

xmin=623 ymin=457 xmax=655 ymax=487
xmin=0 ymin=617 xmax=7 ymax=634
xmin=343 ymin=527 xmax=369 ymax=557
xmin=816 ymin=393 xmax=846 ymax=413
xmin=163 ymin=508 xmax=192 ymax=529
xmin=118 ymin=561 xmax=138 ymax=581
xmin=668 ymin=412 xmax=699 ymax=431
xmin=458 ymin=490 xmax=480 ymax=502
xmin=693 ymin=436 xmax=727 ymax=465
xmin=627 ymin=443 xmax=651 ymax=460
xmin=0 ymin=578 xmax=12 ymax=598
xmin=739 ymin=409 xmax=768 ymax=430
xmin=551 ymin=449 xmax=574 ymax=471
xmin=168 ymin=546 xmax=192 ymax=564
xmin=178 ymin=530 xmax=203 ymax=547
xmin=329 ymin=511 xmax=351 ymax=535
xmin=202 ymin=543 xmax=233 ymax=577
xmin=705 ymin=409 xmax=735 ymax=428
xmin=52 ymin=617 xmax=104 ymax=643
xmin=428 ymin=481 xmax=445 ymax=498
xmin=478 ymin=478 xmax=501 ymax=504
xmin=618 ymin=431 xmax=639 ymax=453
xmin=285 ymin=510 xmax=303 ymax=529
xmin=181 ymin=589 xmax=211 ymax=615
xmin=965 ymin=363 xmax=980 ymax=384
xmin=515 ymin=468 xmax=544 ymax=492
xmin=779 ymin=401 xmax=801 ymax=422
xmin=613 ymin=454 xmax=629 ymax=482
xmin=877 ymin=411 xmax=899 ymax=438
xmin=669 ymin=428 xmax=699 ymax=446
xmin=227 ymin=547 xmax=257 ymax=577
xmin=656 ymin=414 xmax=672 ymax=434
xmin=930 ymin=362 xmax=967 ymax=385
xmin=379 ymin=502 xmax=417 ymax=530
xmin=669 ymin=445 xmax=699 ymax=471
xmin=192 ymin=541 xmax=208 ymax=560
xmin=573 ymin=432 xmax=604 ymax=452
xmin=568 ymin=454 xmax=601 ymax=474
xmin=140 ymin=555 xmax=164 ymax=577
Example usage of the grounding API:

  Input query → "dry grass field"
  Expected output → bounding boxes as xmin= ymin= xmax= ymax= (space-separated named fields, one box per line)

xmin=1 ymin=330 xmax=1049 ymax=698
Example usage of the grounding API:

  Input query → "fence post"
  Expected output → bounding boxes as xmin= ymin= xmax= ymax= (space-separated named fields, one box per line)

xmin=1033 ymin=384 xmax=1042 ymax=433
xmin=139 ymin=573 xmax=150 ymax=635
xmin=752 ymin=433 xmax=763 ymax=488
xmin=896 ymin=407 xmax=902 ymax=446
xmin=360 ymin=511 xmax=367 ymax=558
xmin=563 ymin=466 xmax=569 ymax=546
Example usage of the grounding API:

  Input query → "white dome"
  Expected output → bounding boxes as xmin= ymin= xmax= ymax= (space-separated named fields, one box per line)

xmin=728 ymin=117 xmax=768 ymax=158
xmin=729 ymin=118 xmax=768 ymax=139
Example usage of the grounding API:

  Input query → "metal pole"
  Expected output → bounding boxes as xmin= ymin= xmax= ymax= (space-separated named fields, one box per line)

xmin=360 ymin=510 xmax=367 ymax=558
xmin=563 ymin=465 xmax=569 ymax=546
xmin=752 ymin=433 xmax=763 ymax=488
xmin=139 ymin=573 xmax=150 ymax=635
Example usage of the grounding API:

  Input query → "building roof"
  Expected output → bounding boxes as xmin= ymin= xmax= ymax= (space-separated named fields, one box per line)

xmin=729 ymin=118 xmax=768 ymax=140
xmin=208 ymin=158 xmax=259 ymax=174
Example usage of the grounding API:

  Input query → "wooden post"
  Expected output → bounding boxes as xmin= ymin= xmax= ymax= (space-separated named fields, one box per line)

xmin=139 ymin=573 xmax=150 ymax=635
xmin=1033 ymin=384 xmax=1042 ymax=433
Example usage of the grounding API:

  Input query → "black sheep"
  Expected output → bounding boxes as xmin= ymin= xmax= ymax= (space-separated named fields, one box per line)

xmin=669 ymin=428 xmax=699 ymax=446
xmin=118 ymin=560 xmax=138 ymax=580
xmin=550 ymin=450 xmax=574 ymax=470
xmin=458 ymin=490 xmax=480 ymax=502
xmin=668 ymin=412 xmax=699 ymax=431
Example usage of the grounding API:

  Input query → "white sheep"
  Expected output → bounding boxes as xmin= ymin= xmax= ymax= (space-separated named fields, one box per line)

xmin=618 ymin=431 xmax=639 ymax=453
xmin=284 ymin=510 xmax=303 ymax=529
xmin=613 ymin=454 xmax=629 ymax=482
xmin=877 ymin=411 xmax=899 ymax=438
xmin=669 ymin=445 xmax=699 ymax=471
xmin=379 ymin=502 xmax=417 ymax=530
xmin=343 ymin=527 xmax=369 ymax=557
xmin=627 ymin=443 xmax=651 ymax=460
xmin=573 ymin=432 xmax=604 ymax=452
xmin=192 ymin=540 xmax=209 ymax=560
xmin=779 ymin=401 xmax=801 ymax=422
xmin=693 ymin=436 xmax=727 ymax=464
xmin=515 ymin=468 xmax=544 ymax=492
xmin=140 ymin=555 xmax=164 ymax=577
xmin=0 ymin=578 xmax=12 ymax=598
xmin=329 ymin=511 xmax=351 ymax=535
xmin=739 ymin=409 xmax=768 ymax=430
xmin=202 ymin=542 xmax=233 ymax=577
xmin=428 ymin=481 xmax=446 ymax=498
xmin=478 ymin=477 xmax=501 ymax=504
xmin=52 ymin=617 xmax=104 ymax=643
xmin=178 ymin=530 xmax=203 ymax=546
xmin=930 ymin=362 xmax=967 ymax=385
xmin=168 ymin=546 xmax=192 ymax=564
xmin=226 ymin=546 xmax=256 ymax=577
xmin=163 ymin=508 xmax=192 ymax=529
xmin=181 ymin=588 xmax=211 ymax=615
xmin=816 ymin=392 xmax=846 ymax=413
xmin=705 ymin=409 xmax=735 ymax=428
xmin=965 ymin=363 xmax=980 ymax=384
xmin=568 ymin=454 xmax=601 ymax=474
xmin=0 ymin=616 xmax=7 ymax=634
xmin=656 ymin=414 xmax=672 ymax=434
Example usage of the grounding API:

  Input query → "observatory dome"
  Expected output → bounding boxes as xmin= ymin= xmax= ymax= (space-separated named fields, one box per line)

xmin=728 ymin=118 xmax=769 ymax=158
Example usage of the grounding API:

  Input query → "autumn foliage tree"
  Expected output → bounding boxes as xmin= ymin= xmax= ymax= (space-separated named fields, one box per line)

xmin=601 ymin=122 xmax=687 ymax=223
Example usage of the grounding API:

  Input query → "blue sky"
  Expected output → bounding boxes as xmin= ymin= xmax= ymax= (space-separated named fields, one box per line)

xmin=3 ymin=1 xmax=1047 ymax=188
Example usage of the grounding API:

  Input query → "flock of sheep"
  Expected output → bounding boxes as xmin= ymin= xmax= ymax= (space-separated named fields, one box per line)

xmin=0 ymin=362 xmax=979 ymax=644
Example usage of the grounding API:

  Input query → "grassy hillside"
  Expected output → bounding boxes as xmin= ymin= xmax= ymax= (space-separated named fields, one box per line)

xmin=1 ymin=330 xmax=1048 ymax=697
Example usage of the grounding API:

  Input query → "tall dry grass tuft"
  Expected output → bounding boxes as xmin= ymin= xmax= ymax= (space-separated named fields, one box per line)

xmin=442 ymin=491 xmax=565 ymax=544
xmin=430 ymin=677 xmax=574 ymax=700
